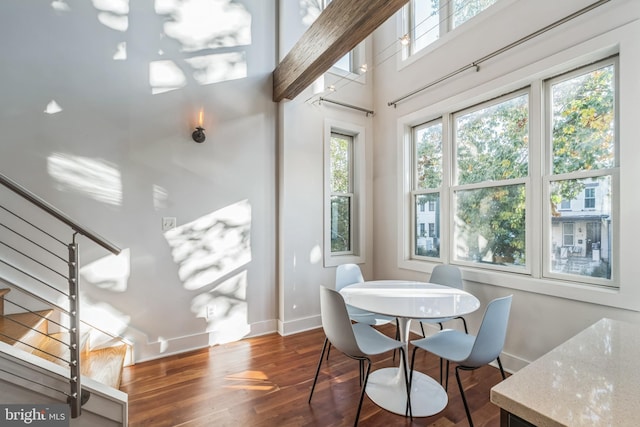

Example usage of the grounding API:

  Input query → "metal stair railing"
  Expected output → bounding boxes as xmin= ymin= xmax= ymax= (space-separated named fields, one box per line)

xmin=0 ymin=172 xmax=121 ymax=419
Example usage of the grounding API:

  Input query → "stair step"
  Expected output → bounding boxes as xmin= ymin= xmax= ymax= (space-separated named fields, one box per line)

xmin=30 ymin=331 xmax=91 ymax=367
xmin=83 ymin=345 xmax=128 ymax=389
xmin=0 ymin=288 xmax=10 ymax=315
xmin=30 ymin=332 xmax=126 ymax=389
xmin=0 ymin=309 xmax=53 ymax=349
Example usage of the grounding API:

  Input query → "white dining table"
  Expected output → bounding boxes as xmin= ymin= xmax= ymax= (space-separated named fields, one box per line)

xmin=340 ymin=280 xmax=480 ymax=417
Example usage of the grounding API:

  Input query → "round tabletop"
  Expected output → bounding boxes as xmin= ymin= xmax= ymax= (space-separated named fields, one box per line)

xmin=340 ymin=280 xmax=480 ymax=319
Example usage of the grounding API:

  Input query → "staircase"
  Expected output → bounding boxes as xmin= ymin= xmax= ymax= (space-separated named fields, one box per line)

xmin=0 ymin=172 xmax=128 ymax=425
xmin=0 ymin=287 xmax=129 ymax=389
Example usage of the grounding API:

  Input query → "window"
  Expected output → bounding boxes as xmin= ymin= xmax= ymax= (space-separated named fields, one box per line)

xmin=584 ymin=187 xmax=596 ymax=209
xmin=546 ymin=58 xmax=616 ymax=282
xmin=562 ymin=223 xmax=575 ymax=246
xmin=403 ymin=0 xmax=499 ymax=58
xmin=402 ymin=56 xmax=618 ymax=288
xmin=412 ymin=120 xmax=442 ymax=259
xmin=324 ymin=121 xmax=366 ymax=266
xmin=453 ymin=91 xmax=529 ymax=268
xmin=323 ymin=0 xmax=365 ymax=77
xmin=329 ymin=132 xmax=353 ymax=254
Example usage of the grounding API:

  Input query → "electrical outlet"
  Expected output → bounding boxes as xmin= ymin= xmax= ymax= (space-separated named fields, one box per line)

xmin=162 ymin=217 xmax=176 ymax=231
xmin=206 ymin=305 xmax=216 ymax=319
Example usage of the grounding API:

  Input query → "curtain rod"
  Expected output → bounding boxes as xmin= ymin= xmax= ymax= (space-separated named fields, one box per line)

xmin=388 ymin=0 xmax=610 ymax=108
xmin=319 ymin=97 xmax=375 ymax=116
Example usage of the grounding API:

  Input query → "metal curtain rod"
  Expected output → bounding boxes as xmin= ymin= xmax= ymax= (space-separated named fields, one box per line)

xmin=319 ymin=97 xmax=375 ymax=116
xmin=388 ymin=0 xmax=611 ymax=107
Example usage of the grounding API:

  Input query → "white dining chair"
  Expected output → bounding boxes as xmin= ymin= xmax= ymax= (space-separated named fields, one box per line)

xmin=309 ymin=286 xmax=412 ymax=426
xmin=419 ymin=264 xmax=468 ymax=335
xmin=329 ymin=264 xmax=398 ymax=362
xmin=410 ymin=295 xmax=513 ymax=427
xmin=335 ymin=264 xmax=395 ymax=326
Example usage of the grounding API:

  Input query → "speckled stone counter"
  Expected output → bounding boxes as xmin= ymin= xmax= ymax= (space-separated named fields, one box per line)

xmin=491 ymin=318 xmax=640 ymax=426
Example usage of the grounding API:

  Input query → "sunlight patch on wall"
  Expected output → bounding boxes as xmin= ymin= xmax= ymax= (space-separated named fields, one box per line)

xmin=93 ymin=0 xmax=129 ymax=32
xmin=185 ymin=52 xmax=247 ymax=85
xmin=153 ymin=185 xmax=168 ymax=210
xmin=44 ymin=100 xmax=63 ymax=115
xmin=155 ymin=0 xmax=251 ymax=53
xmin=199 ymin=270 xmax=249 ymax=346
xmin=164 ymin=200 xmax=251 ymax=291
xmin=309 ymin=244 xmax=322 ymax=264
xmin=47 ymin=153 xmax=123 ymax=206
xmin=300 ymin=0 xmax=322 ymax=26
xmin=149 ymin=60 xmax=187 ymax=94
xmin=113 ymin=42 xmax=127 ymax=60
xmin=51 ymin=0 xmax=70 ymax=13
xmin=80 ymin=248 xmax=130 ymax=292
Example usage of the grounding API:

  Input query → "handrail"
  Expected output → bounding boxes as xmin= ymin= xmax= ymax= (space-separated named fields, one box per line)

xmin=0 ymin=172 xmax=120 ymax=255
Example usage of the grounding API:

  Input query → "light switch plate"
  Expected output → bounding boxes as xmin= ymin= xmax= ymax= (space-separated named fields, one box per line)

xmin=162 ymin=217 xmax=176 ymax=231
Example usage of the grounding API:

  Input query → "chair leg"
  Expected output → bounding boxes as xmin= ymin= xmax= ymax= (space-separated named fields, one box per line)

xmin=497 ymin=356 xmax=506 ymax=379
xmin=420 ymin=321 xmax=426 ymax=337
xmin=399 ymin=347 xmax=412 ymax=420
xmin=455 ymin=366 xmax=474 ymax=427
xmin=393 ymin=318 xmax=400 ymax=362
xmin=354 ymin=359 xmax=372 ymax=427
xmin=444 ymin=360 xmax=450 ymax=391
xmin=308 ymin=337 xmax=329 ymax=404
xmin=326 ymin=342 xmax=331 ymax=360
xmin=458 ymin=316 xmax=469 ymax=334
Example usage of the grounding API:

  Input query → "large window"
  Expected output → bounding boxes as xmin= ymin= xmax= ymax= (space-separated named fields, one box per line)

xmin=412 ymin=120 xmax=443 ymax=258
xmin=546 ymin=58 xmax=616 ymax=282
xmin=404 ymin=56 xmax=618 ymax=288
xmin=324 ymin=121 xmax=366 ymax=266
xmin=403 ymin=0 xmax=499 ymax=58
xmin=453 ymin=91 xmax=529 ymax=268
xmin=329 ymin=132 xmax=353 ymax=254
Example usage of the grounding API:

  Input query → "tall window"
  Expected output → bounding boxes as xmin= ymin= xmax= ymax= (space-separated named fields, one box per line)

xmin=404 ymin=0 xmax=499 ymax=58
xmin=453 ymin=91 xmax=529 ymax=267
xmin=412 ymin=120 xmax=442 ymax=258
xmin=546 ymin=58 xmax=616 ymax=281
xmin=404 ymin=55 xmax=618 ymax=288
xmin=330 ymin=132 xmax=353 ymax=254
xmin=324 ymin=121 xmax=366 ymax=266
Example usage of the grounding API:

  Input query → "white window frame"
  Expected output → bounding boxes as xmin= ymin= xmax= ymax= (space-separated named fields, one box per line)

xmin=398 ymin=0 xmax=514 ymax=69
xmin=324 ymin=120 xmax=366 ymax=267
xmin=397 ymin=22 xmax=635 ymax=310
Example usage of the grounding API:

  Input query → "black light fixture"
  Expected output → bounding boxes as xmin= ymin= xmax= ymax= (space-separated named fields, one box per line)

xmin=192 ymin=109 xmax=206 ymax=143
xmin=192 ymin=126 xmax=206 ymax=143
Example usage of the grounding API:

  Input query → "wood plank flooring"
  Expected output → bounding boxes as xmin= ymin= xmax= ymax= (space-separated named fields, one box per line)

xmin=120 ymin=324 xmax=507 ymax=427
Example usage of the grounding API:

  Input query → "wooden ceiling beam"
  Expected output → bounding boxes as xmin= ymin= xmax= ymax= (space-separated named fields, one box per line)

xmin=273 ymin=0 xmax=409 ymax=102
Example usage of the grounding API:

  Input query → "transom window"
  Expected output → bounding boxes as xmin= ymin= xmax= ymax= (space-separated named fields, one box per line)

xmin=403 ymin=0 xmax=499 ymax=58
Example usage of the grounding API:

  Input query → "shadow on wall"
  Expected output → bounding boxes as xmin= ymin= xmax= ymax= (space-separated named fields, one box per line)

xmin=165 ymin=199 xmax=252 ymax=346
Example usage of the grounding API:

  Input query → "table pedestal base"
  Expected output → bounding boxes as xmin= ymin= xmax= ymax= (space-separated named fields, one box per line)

xmin=366 ymin=367 xmax=448 ymax=417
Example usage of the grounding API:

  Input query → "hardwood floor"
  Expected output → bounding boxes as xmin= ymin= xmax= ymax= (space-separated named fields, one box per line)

xmin=120 ymin=324 xmax=506 ymax=427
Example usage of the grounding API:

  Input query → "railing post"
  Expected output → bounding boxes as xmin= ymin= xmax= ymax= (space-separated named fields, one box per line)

xmin=68 ymin=237 xmax=81 ymax=418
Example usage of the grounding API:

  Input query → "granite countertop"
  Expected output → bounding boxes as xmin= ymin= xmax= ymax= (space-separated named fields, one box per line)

xmin=491 ymin=318 xmax=640 ymax=426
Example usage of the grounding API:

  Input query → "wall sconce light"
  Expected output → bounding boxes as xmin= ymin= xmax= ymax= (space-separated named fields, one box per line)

xmin=192 ymin=109 xmax=206 ymax=143
xmin=192 ymin=126 xmax=205 ymax=143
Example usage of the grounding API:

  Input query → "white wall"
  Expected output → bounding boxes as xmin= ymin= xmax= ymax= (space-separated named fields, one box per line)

xmin=0 ymin=1 xmax=278 ymax=362
xmin=276 ymin=0 xmax=376 ymax=334
xmin=371 ymin=0 xmax=640 ymax=370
